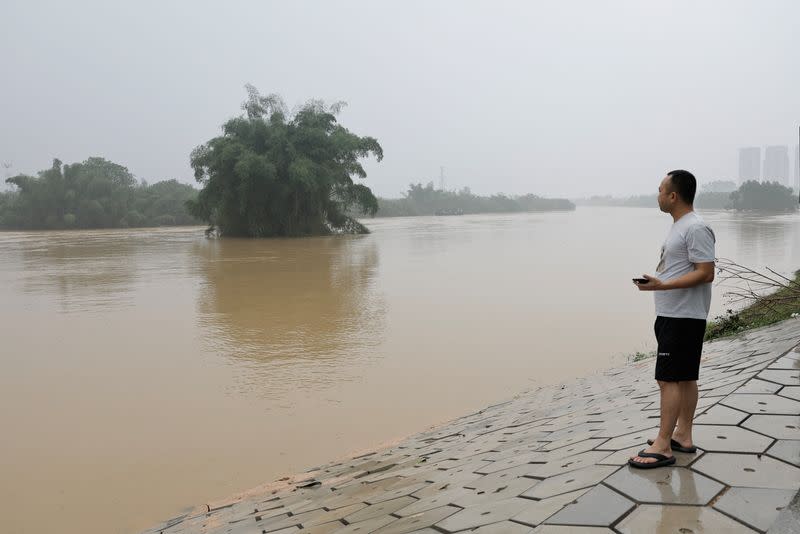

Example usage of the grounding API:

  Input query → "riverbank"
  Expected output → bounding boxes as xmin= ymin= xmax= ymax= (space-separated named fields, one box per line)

xmin=705 ymin=269 xmax=800 ymax=341
xmin=142 ymin=317 xmax=800 ymax=534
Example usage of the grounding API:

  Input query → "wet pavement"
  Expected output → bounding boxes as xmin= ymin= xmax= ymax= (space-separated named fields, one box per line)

xmin=142 ymin=318 xmax=800 ymax=534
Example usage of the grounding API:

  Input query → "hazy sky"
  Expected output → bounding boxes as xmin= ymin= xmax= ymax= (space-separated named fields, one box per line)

xmin=2 ymin=1 xmax=799 ymax=198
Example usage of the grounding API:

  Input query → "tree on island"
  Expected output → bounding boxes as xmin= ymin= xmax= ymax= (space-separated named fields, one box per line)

xmin=188 ymin=85 xmax=383 ymax=237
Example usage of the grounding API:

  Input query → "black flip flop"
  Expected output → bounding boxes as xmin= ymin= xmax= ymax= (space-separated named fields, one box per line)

xmin=646 ymin=438 xmax=697 ymax=453
xmin=628 ymin=450 xmax=676 ymax=469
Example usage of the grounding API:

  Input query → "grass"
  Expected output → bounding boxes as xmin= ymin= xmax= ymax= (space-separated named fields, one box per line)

xmin=704 ymin=270 xmax=800 ymax=341
xmin=629 ymin=350 xmax=656 ymax=362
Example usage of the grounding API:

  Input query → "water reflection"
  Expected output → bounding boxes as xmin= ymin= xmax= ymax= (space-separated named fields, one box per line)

xmin=193 ymin=235 xmax=385 ymax=396
xmin=14 ymin=230 xmax=140 ymax=312
xmin=723 ymin=212 xmax=799 ymax=270
xmin=9 ymin=228 xmax=204 ymax=313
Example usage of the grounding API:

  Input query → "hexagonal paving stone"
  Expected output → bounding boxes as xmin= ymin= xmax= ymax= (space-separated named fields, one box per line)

xmin=435 ymin=497 xmax=533 ymax=532
xmin=720 ymin=393 xmax=800 ymax=415
xmin=531 ymin=527 xmax=614 ymax=533
xmin=769 ymin=356 xmax=800 ymax=369
xmin=604 ymin=465 xmax=723 ymax=505
xmin=343 ymin=496 xmax=417 ymax=524
xmin=260 ymin=503 xmax=366 ymax=532
xmin=587 ymin=418 xmax=656 ymax=438
xmin=525 ymin=450 xmax=610 ymax=479
xmin=470 ymin=520 xmax=535 ymax=533
xmin=410 ymin=481 xmax=456 ymax=499
xmin=757 ymin=369 xmax=800 ymax=385
xmin=482 ymin=446 xmax=542 ymax=463
xmin=598 ymin=445 xmax=701 ymax=467
xmin=538 ymin=438 xmax=609 ymax=461
xmin=266 ymin=522 xmax=331 ymax=534
xmin=734 ymin=378 xmax=783 ymax=394
xmin=766 ymin=439 xmax=800 ymax=467
xmin=594 ymin=428 xmax=658 ymax=451
xmin=692 ymin=452 xmax=800 ymax=489
xmin=742 ymin=415 xmax=800 ymax=440
xmin=465 ymin=465 xmax=540 ymax=491
xmin=221 ymin=524 xmax=299 ymax=534
xmin=522 ymin=465 xmax=618 ymax=499
xmin=615 ymin=504 xmax=757 ymax=533
xmin=511 ymin=488 xmax=590 ymax=527
xmin=422 ymin=461 xmax=491 ymax=486
xmin=543 ymin=484 xmax=633 ymax=527
xmin=690 ymin=424 xmax=773 ymax=453
xmin=713 ymin=487 xmax=797 ymax=532
xmin=304 ymin=504 xmax=369 ymax=527
xmin=454 ymin=478 xmax=541 ymax=508
xmin=703 ymin=381 xmax=743 ymax=398
xmin=328 ymin=516 xmax=396 ymax=534
xmin=395 ymin=487 xmax=470 ymax=517
xmin=779 ymin=386 xmax=800 ymax=401
xmin=365 ymin=482 xmax=430 ymax=504
xmin=540 ymin=430 xmax=603 ymax=452
xmin=693 ymin=404 xmax=749 ymax=425
xmin=371 ymin=505 xmax=459 ymax=534
xmin=477 ymin=451 xmax=547 ymax=474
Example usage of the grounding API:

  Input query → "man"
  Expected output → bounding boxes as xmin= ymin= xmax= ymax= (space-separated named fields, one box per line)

xmin=629 ymin=170 xmax=716 ymax=469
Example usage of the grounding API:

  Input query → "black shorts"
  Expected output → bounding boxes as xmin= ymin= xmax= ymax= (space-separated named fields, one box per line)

xmin=654 ymin=316 xmax=706 ymax=382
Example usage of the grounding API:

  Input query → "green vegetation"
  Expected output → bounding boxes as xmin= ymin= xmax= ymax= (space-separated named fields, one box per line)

xmin=577 ymin=180 xmax=798 ymax=212
xmin=0 ymin=157 xmax=199 ymax=229
xmin=375 ymin=182 xmax=575 ymax=217
xmin=628 ymin=350 xmax=656 ymax=362
xmin=729 ymin=180 xmax=798 ymax=212
xmin=705 ymin=270 xmax=800 ymax=341
xmin=188 ymin=86 xmax=383 ymax=237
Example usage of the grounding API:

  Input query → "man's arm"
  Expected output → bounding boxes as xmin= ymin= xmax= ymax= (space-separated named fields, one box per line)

xmin=636 ymin=262 xmax=715 ymax=291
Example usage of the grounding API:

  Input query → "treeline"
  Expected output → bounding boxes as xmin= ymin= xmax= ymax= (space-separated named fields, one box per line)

xmin=374 ymin=182 xmax=575 ymax=217
xmin=0 ymin=157 xmax=200 ymax=230
xmin=577 ymin=181 xmax=798 ymax=212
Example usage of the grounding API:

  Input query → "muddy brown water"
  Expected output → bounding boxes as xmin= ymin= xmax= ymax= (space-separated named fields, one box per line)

xmin=0 ymin=207 xmax=798 ymax=534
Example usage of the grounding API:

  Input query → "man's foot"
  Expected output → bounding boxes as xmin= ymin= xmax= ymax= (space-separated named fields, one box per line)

xmin=629 ymin=450 xmax=676 ymax=469
xmin=646 ymin=436 xmax=697 ymax=454
xmin=671 ymin=431 xmax=696 ymax=453
xmin=630 ymin=442 xmax=674 ymax=467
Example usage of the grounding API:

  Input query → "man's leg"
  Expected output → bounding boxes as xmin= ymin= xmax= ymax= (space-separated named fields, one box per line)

xmin=631 ymin=380 xmax=680 ymax=463
xmin=673 ymin=380 xmax=698 ymax=448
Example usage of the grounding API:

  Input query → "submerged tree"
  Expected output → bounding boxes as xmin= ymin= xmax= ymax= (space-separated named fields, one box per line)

xmin=188 ymin=85 xmax=383 ymax=237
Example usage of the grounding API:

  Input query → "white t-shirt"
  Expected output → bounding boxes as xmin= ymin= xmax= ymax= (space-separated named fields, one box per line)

xmin=654 ymin=211 xmax=716 ymax=320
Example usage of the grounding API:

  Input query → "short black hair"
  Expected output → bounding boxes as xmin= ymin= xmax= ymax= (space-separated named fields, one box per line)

xmin=666 ymin=170 xmax=696 ymax=204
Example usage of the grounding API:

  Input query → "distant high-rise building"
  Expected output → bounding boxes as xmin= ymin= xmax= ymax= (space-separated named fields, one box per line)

xmin=795 ymin=144 xmax=800 ymax=192
xmin=762 ymin=145 xmax=790 ymax=187
xmin=738 ymin=147 xmax=760 ymax=184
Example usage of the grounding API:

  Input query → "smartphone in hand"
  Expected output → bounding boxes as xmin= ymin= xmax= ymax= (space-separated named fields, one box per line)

xmin=632 ymin=278 xmax=649 ymax=284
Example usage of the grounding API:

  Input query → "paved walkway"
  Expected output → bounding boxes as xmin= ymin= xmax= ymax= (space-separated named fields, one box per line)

xmin=144 ymin=318 xmax=800 ymax=534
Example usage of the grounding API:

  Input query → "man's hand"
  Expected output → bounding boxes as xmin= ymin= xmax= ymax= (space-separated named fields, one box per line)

xmin=633 ymin=263 xmax=715 ymax=292
xmin=634 ymin=274 xmax=663 ymax=291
